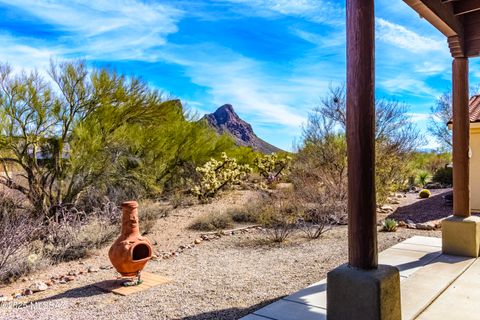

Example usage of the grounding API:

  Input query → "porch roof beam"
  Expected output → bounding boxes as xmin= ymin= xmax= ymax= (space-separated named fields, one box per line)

xmin=404 ymin=0 xmax=463 ymax=37
xmin=453 ymin=0 xmax=480 ymax=16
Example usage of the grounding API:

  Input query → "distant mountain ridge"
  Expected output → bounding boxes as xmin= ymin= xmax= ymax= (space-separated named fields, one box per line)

xmin=202 ymin=104 xmax=283 ymax=154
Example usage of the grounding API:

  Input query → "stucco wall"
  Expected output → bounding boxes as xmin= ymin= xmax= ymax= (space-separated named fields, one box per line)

xmin=471 ymin=124 xmax=480 ymax=211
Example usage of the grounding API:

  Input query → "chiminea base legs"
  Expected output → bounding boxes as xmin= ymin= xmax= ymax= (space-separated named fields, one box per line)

xmin=120 ymin=271 xmax=143 ymax=287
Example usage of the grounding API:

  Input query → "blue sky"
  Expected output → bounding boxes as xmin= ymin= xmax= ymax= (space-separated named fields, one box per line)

xmin=0 ymin=0 xmax=479 ymax=151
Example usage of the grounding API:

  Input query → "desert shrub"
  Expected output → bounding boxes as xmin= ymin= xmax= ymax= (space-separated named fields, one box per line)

xmin=256 ymin=191 xmax=300 ymax=243
xmin=297 ymin=85 xmax=421 ymax=204
xmin=253 ymin=153 xmax=292 ymax=186
xmin=0 ymin=192 xmax=42 ymax=283
xmin=169 ymin=191 xmax=197 ymax=209
xmin=228 ymin=204 xmax=261 ymax=224
xmin=419 ymin=189 xmax=431 ymax=199
xmin=191 ymin=152 xmax=252 ymax=200
xmin=44 ymin=203 xmax=120 ymax=262
xmin=432 ymin=166 xmax=453 ymax=186
xmin=189 ymin=212 xmax=234 ymax=231
xmin=382 ymin=219 xmax=398 ymax=232
xmin=138 ymin=200 xmax=171 ymax=235
xmin=418 ymin=172 xmax=429 ymax=187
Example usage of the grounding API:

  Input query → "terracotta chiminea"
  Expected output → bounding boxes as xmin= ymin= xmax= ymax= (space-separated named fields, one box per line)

xmin=109 ymin=201 xmax=153 ymax=278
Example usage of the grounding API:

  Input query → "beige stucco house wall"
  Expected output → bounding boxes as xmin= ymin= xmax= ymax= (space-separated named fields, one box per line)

xmin=471 ymin=122 xmax=480 ymax=212
xmin=448 ymin=95 xmax=480 ymax=212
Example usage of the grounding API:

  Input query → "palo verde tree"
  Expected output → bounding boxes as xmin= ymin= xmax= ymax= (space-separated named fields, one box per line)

xmin=0 ymin=61 xmax=237 ymax=218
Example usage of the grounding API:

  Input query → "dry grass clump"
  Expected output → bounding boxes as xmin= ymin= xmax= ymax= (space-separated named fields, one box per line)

xmin=189 ymin=212 xmax=234 ymax=231
xmin=0 ymin=191 xmax=44 ymax=283
xmin=228 ymin=204 xmax=261 ymax=224
xmin=138 ymin=200 xmax=171 ymax=235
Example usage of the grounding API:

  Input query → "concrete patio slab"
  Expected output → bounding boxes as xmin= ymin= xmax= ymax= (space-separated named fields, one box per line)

xmin=399 ymin=254 xmax=474 ymax=320
xmin=283 ymin=279 xmax=327 ymax=309
xmin=403 ymin=236 xmax=442 ymax=247
xmin=253 ymin=299 xmax=326 ymax=320
xmin=241 ymin=236 xmax=480 ymax=320
xmin=240 ymin=314 xmax=274 ymax=320
xmin=390 ymin=242 xmax=442 ymax=253
xmin=417 ymin=256 xmax=480 ymax=320
xmin=379 ymin=248 xmax=441 ymax=278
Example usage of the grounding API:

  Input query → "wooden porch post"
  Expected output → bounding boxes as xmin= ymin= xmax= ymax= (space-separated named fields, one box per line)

xmin=346 ymin=0 xmax=377 ymax=269
xmin=452 ymin=58 xmax=470 ymax=217
xmin=327 ymin=2 xmax=401 ymax=317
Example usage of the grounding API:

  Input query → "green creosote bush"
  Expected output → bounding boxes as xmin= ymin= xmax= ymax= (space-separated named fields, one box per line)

xmin=382 ymin=218 xmax=398 ymax=232
xmin=189 ymin=212 xmax=234 ymax=231
xmin=419 ymin=189 xmax=431 ymax=199
xmin=432 ymin=166 xmax=453 ymax=186
xmin=191 ymin=152 xmax=252 ymax=200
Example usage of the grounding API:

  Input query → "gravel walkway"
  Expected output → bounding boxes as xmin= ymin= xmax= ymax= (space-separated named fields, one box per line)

xmin=0 ymin=226 xmax=440 ymax=320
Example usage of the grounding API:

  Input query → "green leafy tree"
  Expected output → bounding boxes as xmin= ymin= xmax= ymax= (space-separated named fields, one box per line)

xmin=0 ymin=61 xmax=239 ymax=217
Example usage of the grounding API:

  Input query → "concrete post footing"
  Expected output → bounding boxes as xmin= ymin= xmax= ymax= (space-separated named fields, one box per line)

xmin=442 ymin=215 xmax=480 ymax=258
xmin=327 ymin=264 xmax=401 ymax=320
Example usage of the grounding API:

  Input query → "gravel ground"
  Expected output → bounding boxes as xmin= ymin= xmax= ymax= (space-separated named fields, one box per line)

xmin=0 ymin=226 xmax=440 ymax=320
xmin=387 ymin=188 xmax=453 ymax=223
xmin=0 ymin=190 xmax=445 ymax=320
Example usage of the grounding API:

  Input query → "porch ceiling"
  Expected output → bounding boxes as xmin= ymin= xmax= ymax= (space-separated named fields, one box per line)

xmin=404 ymin=0 xmax=480 ymax=58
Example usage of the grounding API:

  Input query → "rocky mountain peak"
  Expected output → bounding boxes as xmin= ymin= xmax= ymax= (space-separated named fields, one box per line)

xmin=202 ymin=104 xmax=282 ymax=154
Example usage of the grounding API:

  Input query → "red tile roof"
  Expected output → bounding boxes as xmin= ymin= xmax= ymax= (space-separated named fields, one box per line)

xmin=470 ymin=95 xmax=480 ymax=123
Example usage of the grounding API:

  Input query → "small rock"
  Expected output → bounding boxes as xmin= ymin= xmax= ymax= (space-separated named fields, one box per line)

xmin=194 ymin=239 xmax=202 ymax=244
xmin=396 ymin=194 xmax=403 ymax=198
xmin=179 ymin=245 xmax=186 ymax=250
xmin=0 ymin=295 xmax=13 ymax=303
xmin=100 ymin=265 xmax=112 ymax=270
xmin=12 ymin=292 xmax=22 ymax=299
xmin=87 ymin=266 xmax=99 ymax=273
xmin=22 ymin=289 xmax=33 ymax=296
xmin=398 ymin=221 xmax=406 ymax=227
xmin=390 ymin=199 xmax=401 ymax=205
xmin=416 ymin=222 xmax=436 ymax=230
xmin=67 ymin=271 xmax=78 ymax=276
xmin=381 ymin=205 xmax=394 ymax=211
xmin=28 ymin=281 xmax=48 ymax=292
xmin=63 ymin=275 xmax=75 ymax=282
xmin=406 ymin=219 xmax=415 ymax=225
xmin=45 ymin=281 xmax=53 ymax=287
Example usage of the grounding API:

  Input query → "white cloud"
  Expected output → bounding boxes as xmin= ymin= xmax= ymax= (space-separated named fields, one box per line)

xmin=159 ymin=43 xmax=308 ymax=129
xmin=376 ymin=18 xmax=444 ymax=53
xmin=291 ymin=28 xmax=345 ymax=48
xmin=0 ymin=0 xmax=182 ymax=61
xmin=0 ymin=34 xmax=61 ymax=72
xmin=380 ymin=76 xmax=440 ymax=97
xmin=223 ymin=0 xmax=343 ymax=25
xmin=406 ymin=112 xmax=430 ymax=123
xmin=415 ymin=61 xmax=448 ymax=75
